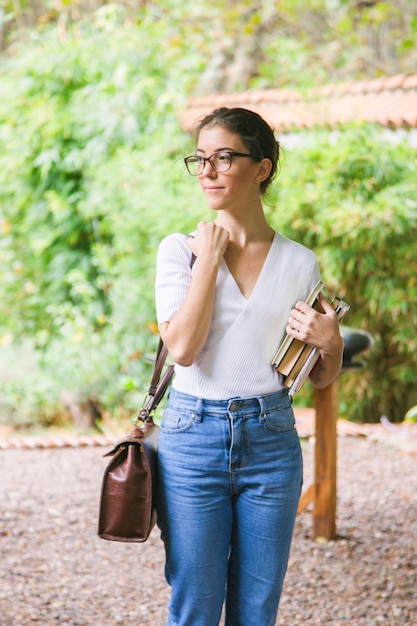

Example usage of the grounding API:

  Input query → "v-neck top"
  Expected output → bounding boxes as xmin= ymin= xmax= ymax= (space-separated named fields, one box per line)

xmin=155 ymin=231 xmax=320 ymax=399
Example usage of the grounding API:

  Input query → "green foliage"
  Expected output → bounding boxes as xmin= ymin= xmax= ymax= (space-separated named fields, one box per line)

xmin=3 ymin=0 xmax=417 ymax=89
xmin=1 ymin=7 xmax=416 ymax=427
xmin=255 ymin=0 xmax=417 ymax=89
xmin=0 ymin=9 xmax=208 ymax=425
xmin=270 ymin=127 xmax=417 ymax=421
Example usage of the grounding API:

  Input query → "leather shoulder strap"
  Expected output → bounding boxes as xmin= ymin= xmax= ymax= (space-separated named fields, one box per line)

xmin=137 ymin=251 xmax=196 ymax=423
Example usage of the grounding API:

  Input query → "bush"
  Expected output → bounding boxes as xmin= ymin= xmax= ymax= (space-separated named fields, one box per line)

xmin=271 ymin=127 xmax=417 ymax=421
xmin=0 ymin=10 xmax=207 ymax=427
xmin=1 ymin=14 xmax=416 ymax=426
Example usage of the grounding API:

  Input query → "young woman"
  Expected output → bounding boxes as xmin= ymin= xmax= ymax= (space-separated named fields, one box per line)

xmin=155 ymin=107 xmax=343 ymax=626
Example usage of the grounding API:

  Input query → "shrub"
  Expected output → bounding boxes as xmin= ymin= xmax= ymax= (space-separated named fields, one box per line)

xmin=1 ymin=14 xmax=416 ymax=426
xmin=271 ymin=127 xmax=417 ymax=421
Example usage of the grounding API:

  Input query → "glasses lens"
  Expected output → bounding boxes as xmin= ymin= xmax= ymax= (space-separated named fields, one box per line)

xmin=185 ymin=157 xmax=200 ymax=176
xmin=185 ymin=152 xmax=234 ymax=175
xmin=212 ymin=152 xmax=232 ymax=172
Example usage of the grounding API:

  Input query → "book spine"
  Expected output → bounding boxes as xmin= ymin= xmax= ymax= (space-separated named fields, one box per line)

xmin=271 ymin=280 xmax=325 ymax=367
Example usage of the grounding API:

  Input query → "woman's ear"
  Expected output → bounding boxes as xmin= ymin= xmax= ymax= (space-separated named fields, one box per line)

xmin=255 ymin=158 xmax=272 ymax=182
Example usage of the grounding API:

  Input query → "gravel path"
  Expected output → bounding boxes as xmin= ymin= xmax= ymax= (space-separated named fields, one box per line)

xmin=1 ymin=433 xmax=416 ymax=625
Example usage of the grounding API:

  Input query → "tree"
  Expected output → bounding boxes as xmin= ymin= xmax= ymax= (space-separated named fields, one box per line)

xmin=1 ymin=2 xmax=416 ymax=426
xmin=2 ymin=1 xmax=417 ymax=90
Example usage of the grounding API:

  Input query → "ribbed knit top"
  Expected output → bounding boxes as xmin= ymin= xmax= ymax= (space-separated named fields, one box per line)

xmin=155 ymin=231 xmax=320 ymax=400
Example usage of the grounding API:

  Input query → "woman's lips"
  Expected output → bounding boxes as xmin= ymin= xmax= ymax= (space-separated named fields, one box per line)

xmin=204 ymin=185 xmax=223 ymax=192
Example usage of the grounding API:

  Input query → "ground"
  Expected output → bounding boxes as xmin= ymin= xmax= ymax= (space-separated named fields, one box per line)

xmin=0 ymin=420 xmax=416 ymax=625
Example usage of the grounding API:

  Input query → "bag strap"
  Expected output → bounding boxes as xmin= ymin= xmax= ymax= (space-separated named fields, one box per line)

xmin=135 ymin=251 xmax=196 ymax=425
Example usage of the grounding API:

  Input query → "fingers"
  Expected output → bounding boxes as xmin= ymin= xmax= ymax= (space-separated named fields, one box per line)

xmin=286 ymin=304 xmax=310 ymax=339
xmin=292 ymin=295 xmax=335 ymax=318
xmin=316 ymin=294 xmax=334 ymax=314
xmin=187 ymin=221 xmax=229 ymax=261
xmin=286 ymin=295 xmax=337 ymax=344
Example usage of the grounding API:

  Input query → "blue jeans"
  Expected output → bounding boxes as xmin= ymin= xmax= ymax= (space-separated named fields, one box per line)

xmin=157 ymin=388 xmax=303 ymax=626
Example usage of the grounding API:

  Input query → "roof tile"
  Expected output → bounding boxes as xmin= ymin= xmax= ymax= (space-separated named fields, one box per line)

xmin=180 ymin=73 xmax=417 ymax=132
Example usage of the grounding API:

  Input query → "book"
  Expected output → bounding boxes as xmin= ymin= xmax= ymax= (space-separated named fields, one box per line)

xmin=286 ymin=297 xmax=350 ymax=395
xmin=271 ymin=280 xmax=325 ymax=375
xmin=271 ymin=283 xmax=350 ymax=395
xmin=283 ymin=295 xmax=343 ymax=387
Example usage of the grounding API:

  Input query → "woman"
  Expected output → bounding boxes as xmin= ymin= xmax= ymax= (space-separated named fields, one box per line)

xmin=155 ymin=107 xmax=343 ymax=626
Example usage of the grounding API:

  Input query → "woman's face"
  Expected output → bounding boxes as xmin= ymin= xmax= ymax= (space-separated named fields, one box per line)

xmin=195 ymin=125 xmax=264 ymax=213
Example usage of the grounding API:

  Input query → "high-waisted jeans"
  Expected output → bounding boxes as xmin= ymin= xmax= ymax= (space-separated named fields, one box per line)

xmin=156 ymin=387 xmax=303 ymax=626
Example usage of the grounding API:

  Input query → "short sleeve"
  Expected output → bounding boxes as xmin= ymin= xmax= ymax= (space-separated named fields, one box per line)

xmin=155 ymin=233 xmax=194 ymax=326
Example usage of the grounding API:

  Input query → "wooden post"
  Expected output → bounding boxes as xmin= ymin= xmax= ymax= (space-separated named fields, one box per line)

xmin=312 ymin=380 xmax=338 ymax=540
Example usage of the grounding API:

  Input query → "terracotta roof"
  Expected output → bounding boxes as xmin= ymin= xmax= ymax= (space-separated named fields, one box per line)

xmin=179 ymin=74 xmax=417 ymax=133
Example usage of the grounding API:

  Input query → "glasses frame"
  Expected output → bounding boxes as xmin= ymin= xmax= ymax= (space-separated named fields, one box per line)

xmin=184 ymin=151 xmax=253 ymax=176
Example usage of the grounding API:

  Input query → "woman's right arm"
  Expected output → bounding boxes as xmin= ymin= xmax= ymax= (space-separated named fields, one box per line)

xmin=158 ymin=221 xmax=229 ymax=367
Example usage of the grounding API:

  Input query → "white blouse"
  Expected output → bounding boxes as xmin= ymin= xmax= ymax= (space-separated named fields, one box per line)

xmin=155 ymin=231 xmax=320 ymax=400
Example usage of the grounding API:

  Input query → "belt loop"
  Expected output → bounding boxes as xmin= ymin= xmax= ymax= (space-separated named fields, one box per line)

xmin=193 ymin=397 xmax=203 ymax=422
xmin=257 ymin=395 xmax=267 ymax=421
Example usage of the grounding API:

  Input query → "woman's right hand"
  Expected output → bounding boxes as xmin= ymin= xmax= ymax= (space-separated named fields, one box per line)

xmin=187 ymin=221 xmax=229 ymax=264
xmin=160 ymin=222 xmax=229 ymax=367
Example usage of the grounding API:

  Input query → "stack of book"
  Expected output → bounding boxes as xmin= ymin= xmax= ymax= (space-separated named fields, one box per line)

xmin=271 ymin=281 xmax=350 ymax=396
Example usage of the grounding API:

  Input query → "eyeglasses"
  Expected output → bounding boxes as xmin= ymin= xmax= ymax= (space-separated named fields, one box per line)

xmin=184 ymin=151 xmax=253 ymax=176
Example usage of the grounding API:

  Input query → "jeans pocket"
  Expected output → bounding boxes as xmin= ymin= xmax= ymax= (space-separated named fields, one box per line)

xmin=160 ymin=407 xmax=194 ymax=434
xmin=262 ymin=402 xmax=295 ymax=433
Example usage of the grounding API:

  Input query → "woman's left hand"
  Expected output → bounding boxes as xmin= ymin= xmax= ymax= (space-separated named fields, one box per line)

xmin=286 ymin=294 xmax=340 ymax=353
xmin=286 ymin=293 xmax=344 ymax=388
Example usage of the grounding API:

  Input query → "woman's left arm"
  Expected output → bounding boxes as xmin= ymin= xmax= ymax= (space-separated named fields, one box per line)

xmin=286 ymin=294 xmax=344 ymax=389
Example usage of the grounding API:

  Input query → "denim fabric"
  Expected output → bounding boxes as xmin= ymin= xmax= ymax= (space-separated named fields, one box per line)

xmin=157 ymin=388 xmax=303 ymax=626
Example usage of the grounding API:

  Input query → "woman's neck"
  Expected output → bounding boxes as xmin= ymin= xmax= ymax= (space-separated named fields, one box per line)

xmin=214 ymin=209 xmax=274 ymax=247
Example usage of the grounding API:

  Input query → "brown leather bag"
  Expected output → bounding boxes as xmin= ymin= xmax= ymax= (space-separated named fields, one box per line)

xmin=98 ymin=339 xmax=174 ymax=542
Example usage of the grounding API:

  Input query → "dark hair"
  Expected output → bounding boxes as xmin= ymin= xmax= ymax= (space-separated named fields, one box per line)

xmin=195 ymin=107 xmax=280 ymax=195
